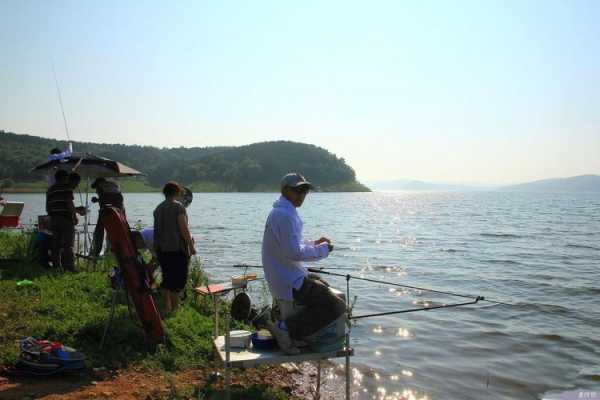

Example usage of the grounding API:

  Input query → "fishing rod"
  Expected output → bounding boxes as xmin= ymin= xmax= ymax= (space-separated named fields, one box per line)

xmin=232 ymin=264 xmax=358 ymax=272
xmin=306 ymin=267 xmax=512 ymax=320
xmin=232 ymin=263 xmax=511 ymax=319
xmin=308 ymin=268 xmax=511 ymax=305
xmin=351 ymin=298 xmax=484 ymax=320
xmin=234 ymin=264 xmax=510 ymax=305
xmin=308 ymin=268 xmax=512 ymax=305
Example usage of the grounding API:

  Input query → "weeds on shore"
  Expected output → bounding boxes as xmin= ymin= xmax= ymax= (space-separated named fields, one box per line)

xmin=0 ymin=230 xmax=216 ymax=370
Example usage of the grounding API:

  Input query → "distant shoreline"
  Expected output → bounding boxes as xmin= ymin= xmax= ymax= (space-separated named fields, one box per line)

xmin=1 ymin=179 xmax=370 ymax=194
xmin=2 ymin=189 xmax=372 ymax=194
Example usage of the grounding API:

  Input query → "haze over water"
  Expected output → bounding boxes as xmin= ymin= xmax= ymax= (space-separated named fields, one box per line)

xmin=8 ymin=190 xmax=600 ymax=400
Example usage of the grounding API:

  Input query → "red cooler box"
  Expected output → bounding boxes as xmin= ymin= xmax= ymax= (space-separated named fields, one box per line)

xmin=0 ymin=202 xmax=24 ymax=228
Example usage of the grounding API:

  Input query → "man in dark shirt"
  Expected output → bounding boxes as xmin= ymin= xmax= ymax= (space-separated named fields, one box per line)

xmin=46 ymin=170 xmax=83 ymax=271
xmin=90 ymin=177 xmax=125 ymax=257
xmin=153 ymin=181 xmax=195 ymax=314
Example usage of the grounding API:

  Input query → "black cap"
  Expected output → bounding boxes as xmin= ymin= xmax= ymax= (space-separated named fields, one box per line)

xmin=280 ymin=173 xmax=314 ymax=190
xmin=91 ymin=177 xmax=107 ymax=189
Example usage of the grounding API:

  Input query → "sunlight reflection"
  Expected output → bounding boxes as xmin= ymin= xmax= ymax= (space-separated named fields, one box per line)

xmin=412 ymin=300 xmax=430 ymax=307
xmin=389 ymin=287 xmax=410 ymax=296
xmin=352 ymin=367 xmax=363 ymax=386
xmin=396 ymin=328 xmax=410 ymax=338
xmin=401 ymin=388 xmax=430 ymax=400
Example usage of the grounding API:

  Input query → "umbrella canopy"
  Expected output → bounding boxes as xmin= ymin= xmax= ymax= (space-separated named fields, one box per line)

xmin=32 ymin=153 xmax=143 ymax=178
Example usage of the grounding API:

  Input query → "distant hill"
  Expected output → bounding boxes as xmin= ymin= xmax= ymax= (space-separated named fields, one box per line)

xmin=0 ymin=130 xmax=369 ymax=192
xmin=368 ymin=179 xmax=486 ymax=191
xmin=500 ymin=175 xmax=600 ymax=192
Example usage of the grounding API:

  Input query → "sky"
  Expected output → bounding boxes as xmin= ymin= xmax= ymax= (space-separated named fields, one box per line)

xmin=1 ymin=0 xmax=599 ymax=185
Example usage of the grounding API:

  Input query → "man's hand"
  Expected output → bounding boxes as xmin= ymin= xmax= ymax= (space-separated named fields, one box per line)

xmin=314 ymin=237 xmax=331 ymax=245
xmin=186 ymin=240 xmax=196 ymax=256
xmin=190 ymin=237 xmax=196 ymax=255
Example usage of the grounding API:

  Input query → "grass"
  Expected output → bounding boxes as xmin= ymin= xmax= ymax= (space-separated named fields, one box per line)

xmin=0 ymin=231 xmax=295 ymax=400
xmin=0 ymin=231 xmax=215 ymax=369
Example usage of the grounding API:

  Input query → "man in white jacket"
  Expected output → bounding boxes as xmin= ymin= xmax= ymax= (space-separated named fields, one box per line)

xmin=261 ymin=173 xmax=346 ymax=353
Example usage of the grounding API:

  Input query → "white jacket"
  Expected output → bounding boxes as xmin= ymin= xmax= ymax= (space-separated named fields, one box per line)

xmin=261 ymin=196 xmax=330 ymax=301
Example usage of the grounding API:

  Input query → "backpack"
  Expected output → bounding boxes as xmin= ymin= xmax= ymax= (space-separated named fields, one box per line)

xmin=15 ymin=337 xmax=86 ymax=375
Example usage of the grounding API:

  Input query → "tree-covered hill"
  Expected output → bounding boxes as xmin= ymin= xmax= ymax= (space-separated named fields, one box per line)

xmin=0 ymin=130 xmax=369 ymax=192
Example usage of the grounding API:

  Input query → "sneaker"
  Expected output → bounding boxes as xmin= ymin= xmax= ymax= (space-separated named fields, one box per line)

xmin=265 ymin=320 xmax=300 ymax=355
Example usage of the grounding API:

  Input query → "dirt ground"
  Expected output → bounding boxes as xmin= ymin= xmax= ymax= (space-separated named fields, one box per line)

xmin=0 ymin=364 xmax=307 ymax=400
xmin=0 ymin=361 xmax=343 ymax=400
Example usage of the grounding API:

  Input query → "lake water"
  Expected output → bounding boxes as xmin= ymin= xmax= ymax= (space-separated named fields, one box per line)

xmin=5 ymin=191 xmax=600 ymax=400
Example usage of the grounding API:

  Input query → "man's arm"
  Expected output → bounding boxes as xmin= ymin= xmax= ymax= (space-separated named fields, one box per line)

xmin=277 ymin=217 xmax=329 ymax=262
xmin=177 ymin=212 xmax=196 ymax=256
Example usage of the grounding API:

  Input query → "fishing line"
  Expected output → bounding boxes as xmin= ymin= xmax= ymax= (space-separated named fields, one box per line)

xmin=51 ymin=61 xmax=71 ymax=143
xmin=52 ymin=61 xmax=91 ymax=249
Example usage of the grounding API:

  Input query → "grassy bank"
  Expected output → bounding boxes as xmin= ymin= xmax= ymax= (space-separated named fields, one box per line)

xmin=0 ymin=231 xmax=296 ymax=400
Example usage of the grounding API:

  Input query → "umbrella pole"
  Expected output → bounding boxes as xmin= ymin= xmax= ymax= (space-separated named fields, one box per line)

xmin=84 ymin=176 xmax=90 ymax=254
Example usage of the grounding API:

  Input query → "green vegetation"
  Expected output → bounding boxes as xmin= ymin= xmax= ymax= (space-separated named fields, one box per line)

xmin=0 ymin=130 xmax=370 ymax=192
xmin=0 ymin=230 xmax=215 ymax=369
xmin=116 ymin=178 xmax=160 ymax=193
xmin=0 ymin=231 xmax=295 ymax=399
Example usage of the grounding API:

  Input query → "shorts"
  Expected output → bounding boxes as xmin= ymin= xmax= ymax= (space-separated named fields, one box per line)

xmin=157 ymin=251 xmax=189 ymax=292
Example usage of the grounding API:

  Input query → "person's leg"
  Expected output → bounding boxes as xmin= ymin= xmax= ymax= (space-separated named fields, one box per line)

xmin=62 ymin=219 xmax=75 ymax=271
xmin=159 ymin=251 xmax=186 ymax=315
xmin=91 ymin=218 xmax=104 ymax=257
xmin=157 ymin=251 xmax=172 ymax=314
xmin=286 ymin=276 xmax=346 ymax=340
xmin=169 ymin=252 xmax=188 ymax=312
xmin=50 ymin=218 xmax=62 ymax=269
xmin=161 ymin=289 xmax=172 ymax=313
xmin=170 ymin=290 xmax=180 ymax=311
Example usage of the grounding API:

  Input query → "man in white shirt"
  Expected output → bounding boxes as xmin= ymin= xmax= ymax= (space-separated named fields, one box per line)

xmin=261 ymin=173 xmax=346 ymax=353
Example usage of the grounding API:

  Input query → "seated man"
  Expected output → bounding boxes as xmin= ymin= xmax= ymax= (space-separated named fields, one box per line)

xmin=261 ymin=173 xmax=346 ymax=354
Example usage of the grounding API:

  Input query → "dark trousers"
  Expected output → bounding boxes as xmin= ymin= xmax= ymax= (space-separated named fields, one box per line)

xmin=92 ymin=206 xmax=124 ymax=257
xmin=286 ymin=274 xmax=347 ymax=340
xmin=92 ymin=219 xmax=105 ymax=257
xmin=50 ymin=215 xmax=75 ymax=271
